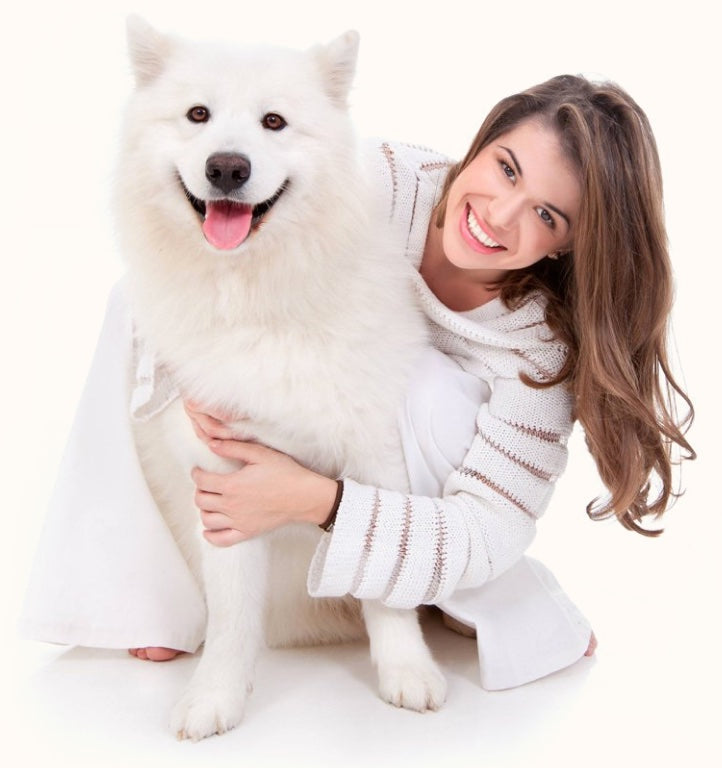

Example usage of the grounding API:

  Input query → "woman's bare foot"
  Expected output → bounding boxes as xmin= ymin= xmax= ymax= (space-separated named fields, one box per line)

xmin=584 ymin=632 xmax=598 ymax=657
xmin=128 ymin=647 xmax=184 ymax=662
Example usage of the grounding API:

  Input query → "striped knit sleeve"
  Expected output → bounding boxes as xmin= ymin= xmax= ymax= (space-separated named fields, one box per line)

xmin=307 ymin=376 xmax=573 ymax=609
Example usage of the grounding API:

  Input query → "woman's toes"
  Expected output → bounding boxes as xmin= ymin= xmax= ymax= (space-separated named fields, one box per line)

xmin=584 ymin=632 xmax=598 ymax=657
xmin=128 ymin=647 xmax=182 ymax=662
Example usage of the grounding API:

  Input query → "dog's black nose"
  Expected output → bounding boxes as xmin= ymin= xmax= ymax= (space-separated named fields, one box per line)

xmin=205 ymin=153 xmax=252 ymax=194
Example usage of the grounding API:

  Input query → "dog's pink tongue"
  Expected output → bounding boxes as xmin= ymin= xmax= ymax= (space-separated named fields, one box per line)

xmin=202 ymin=201 xmax=253 ymax=250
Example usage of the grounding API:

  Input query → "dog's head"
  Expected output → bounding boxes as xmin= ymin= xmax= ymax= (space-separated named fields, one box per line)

xmin=117 ymin=17 xmax=360 ymax=254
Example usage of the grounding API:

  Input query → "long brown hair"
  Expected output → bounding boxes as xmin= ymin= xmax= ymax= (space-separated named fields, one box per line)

xmin=436 ymin=75 xmax=695 ymax=535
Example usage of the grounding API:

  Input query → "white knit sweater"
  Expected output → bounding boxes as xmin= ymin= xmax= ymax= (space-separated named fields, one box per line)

xmin=307 ymin=141 xmax=574 ymax=609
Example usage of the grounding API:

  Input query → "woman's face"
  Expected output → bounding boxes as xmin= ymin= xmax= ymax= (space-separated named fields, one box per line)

xmin=442 ymin=120 xmax=581 ymax=278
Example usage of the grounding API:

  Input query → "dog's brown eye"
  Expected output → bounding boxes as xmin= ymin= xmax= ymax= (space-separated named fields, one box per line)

xmin=187 ymin=106 xmax=210 ymax=123
xmin=262 ymin=113 xmax=286 ymax=131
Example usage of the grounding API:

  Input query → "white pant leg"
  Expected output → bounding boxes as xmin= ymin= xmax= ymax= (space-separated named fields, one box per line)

xmin=20 ymin=281 xmax=206 ymax=651
xmin=399 ymin=347 xmax=591 ymax=689
xmin=438 ymin=559 xmax=591 ymax=690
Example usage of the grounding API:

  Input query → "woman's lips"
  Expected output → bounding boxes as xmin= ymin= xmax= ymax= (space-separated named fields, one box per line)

xmin=461 ymin=204 xmax=507 ymax=254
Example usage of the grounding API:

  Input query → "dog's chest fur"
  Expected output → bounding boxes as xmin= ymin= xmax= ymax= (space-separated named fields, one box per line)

xmin=128 ymin=222 xmax=426 ymax=481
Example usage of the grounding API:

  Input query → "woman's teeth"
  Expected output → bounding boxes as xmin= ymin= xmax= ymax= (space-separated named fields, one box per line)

xmin=467 ymin=208 xmax=502 ymax=248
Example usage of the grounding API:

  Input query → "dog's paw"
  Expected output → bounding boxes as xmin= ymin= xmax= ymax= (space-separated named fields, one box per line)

xmin=377 ymin=659 xmax=447 ymax=712
xmin=170 ymin=685 xmax=248 ymax=741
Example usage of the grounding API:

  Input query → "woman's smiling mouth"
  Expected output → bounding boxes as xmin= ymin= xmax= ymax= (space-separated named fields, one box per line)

xmin=464 ymin=204 xmax=506 ymax=252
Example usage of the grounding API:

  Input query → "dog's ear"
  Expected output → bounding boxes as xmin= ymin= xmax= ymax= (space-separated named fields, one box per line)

xmin=126 ymin=15 xmax=173 ymax=86
xmin=313 ymin=31 xmax=360 ymax=107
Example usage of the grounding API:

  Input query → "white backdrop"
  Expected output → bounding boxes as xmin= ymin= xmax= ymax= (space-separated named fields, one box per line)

xmin=1 ymin=0 xmax=719 ymax=765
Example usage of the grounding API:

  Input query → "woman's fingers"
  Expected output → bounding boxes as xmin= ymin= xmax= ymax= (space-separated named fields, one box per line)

xmin=202 ymin=528 xmax=247 ymax=547
xmin=191 ymin=467 xmax=228 ymax=495
xmin=207 ymin=439 xmax=277 ymax=463
xmin=184 ymin=399 xmax=246 ymax=441
xmin=194 ymin=488 xmax=228 ymax=515
xmin=191 ymin=412 xmax=236 ymax=441
xmin=199 ymin=509 xmax=231 ymax=531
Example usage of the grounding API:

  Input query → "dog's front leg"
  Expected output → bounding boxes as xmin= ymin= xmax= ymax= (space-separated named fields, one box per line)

xmin=171 ymin=537 xmax=268 ymax=741
xmin=362 ymin=599 xmax=447 ymax=712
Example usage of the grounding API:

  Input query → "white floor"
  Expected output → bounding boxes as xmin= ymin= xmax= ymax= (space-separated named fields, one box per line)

xmin=5 ymin=584 xmax=719 ymax=768
xmin=5 ymin=615 xmax=593 ymax=767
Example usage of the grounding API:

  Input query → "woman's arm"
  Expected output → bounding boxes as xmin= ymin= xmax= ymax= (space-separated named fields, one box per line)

xmin=307 ymin=374 xmax=572 ymax=608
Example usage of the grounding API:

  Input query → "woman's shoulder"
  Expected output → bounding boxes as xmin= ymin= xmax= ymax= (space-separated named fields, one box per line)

xmin=362 ymin=137 xmax=453 ymax=171
xmin=362 ymin=138 xmax=454 ymax=216
xmin=361 ymin=138 xmax=454 ymax=264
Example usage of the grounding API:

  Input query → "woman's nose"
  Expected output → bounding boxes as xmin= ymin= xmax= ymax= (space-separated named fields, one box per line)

xmin=486 ymin=192 xmax=523 ymax=230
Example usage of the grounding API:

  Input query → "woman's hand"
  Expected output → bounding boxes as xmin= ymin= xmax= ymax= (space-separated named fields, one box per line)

xmin=191 ymin=438 xmax=339 ymax=547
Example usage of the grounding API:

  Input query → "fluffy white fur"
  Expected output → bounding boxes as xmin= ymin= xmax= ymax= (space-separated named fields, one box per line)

xmin=118 ymin=17 xmax=446 ymax=740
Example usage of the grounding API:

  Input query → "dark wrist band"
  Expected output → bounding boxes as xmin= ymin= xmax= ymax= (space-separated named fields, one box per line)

xmin=319 ymin=480 xmax=344 ymax=531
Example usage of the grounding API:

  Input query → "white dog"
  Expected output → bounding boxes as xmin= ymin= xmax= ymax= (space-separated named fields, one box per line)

xmin=118 ymin=17 xmax=446 ymax=740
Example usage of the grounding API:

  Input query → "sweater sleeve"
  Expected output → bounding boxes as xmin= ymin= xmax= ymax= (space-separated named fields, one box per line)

xmin=307 ymin=374 xmax=573 ymax=609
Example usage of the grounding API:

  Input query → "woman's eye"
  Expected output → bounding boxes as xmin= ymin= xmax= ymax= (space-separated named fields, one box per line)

xmin=536 ymin=207 xmax=555 ymax=228
xmin=262 ymin=113 xmax=287 ymax=131
xmin=500 ymin=161 xmax=516 ymax=181
xmin=187 ymin=106 xmax=210 ymax=123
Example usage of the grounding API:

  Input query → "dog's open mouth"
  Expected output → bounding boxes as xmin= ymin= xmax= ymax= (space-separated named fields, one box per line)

xmin=180 ymin=178 xmax=288 ymax=251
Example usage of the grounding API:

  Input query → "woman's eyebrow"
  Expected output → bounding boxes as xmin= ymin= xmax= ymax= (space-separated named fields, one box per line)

xmin=499 ymin=145 xmax=522 ymax=175
xmin=544 ymin=202 xmax=571 ymax=229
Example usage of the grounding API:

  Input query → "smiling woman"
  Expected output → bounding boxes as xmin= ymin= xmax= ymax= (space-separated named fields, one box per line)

xmin=426 ymin=74 xmax=695 ymax=530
